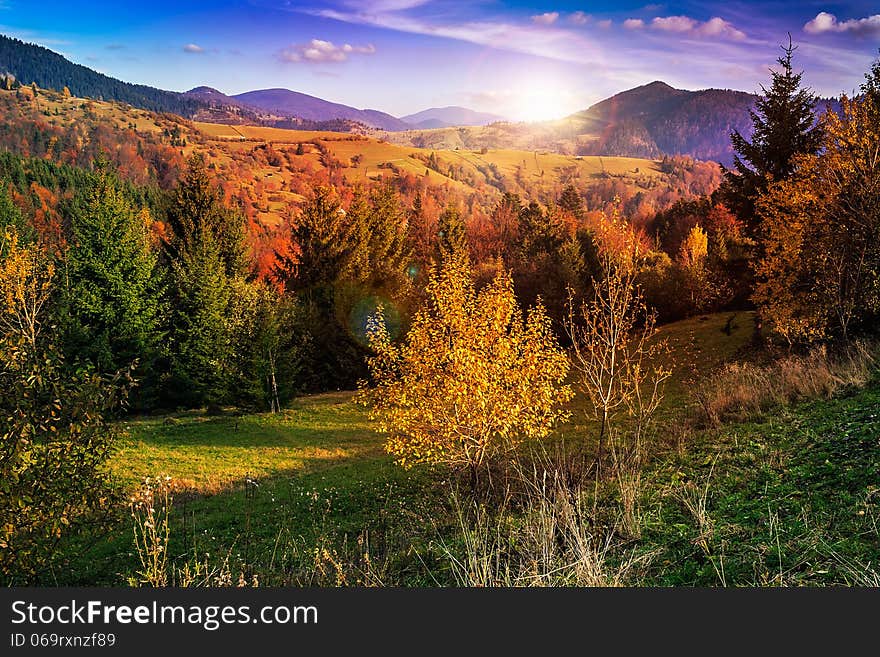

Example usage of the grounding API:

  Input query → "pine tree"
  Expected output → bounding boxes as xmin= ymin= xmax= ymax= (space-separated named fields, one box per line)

xmin=721 ymin=36 xmax=821 ymax=238
xmin=0 ymin=183 xmax=29 ymax=251
xmin=169 ymin=230 xmax=233 ymax=407
xmin=436 ymin=205 xmax=468 ymax=263
xmin=282 ymin=186 xmax=352 ymax=292
xmin=276 ymin=186 xmax=366 ymax=390
xmin=165 ymin=155 xmax=248 ymax=279
xmin=163 ymin=157 xmax=249 ymax=408
xmin=862 ymin=51 xmax=880 ymax=122
xmin=62 ymin=166 xmax=164 ymax=387
xmin=558 ymin=184 xmax=585 ymax=222
xmin=360 ymin=183 xmax=410 ymax=291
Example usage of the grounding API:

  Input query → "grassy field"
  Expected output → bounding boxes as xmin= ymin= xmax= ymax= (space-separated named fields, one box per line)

xmin=59 ymin=312 xmax=747 ymax=583
xmin=53 ymin=311 xmax=880 ymax=586
xmin=638 ymin=383 xmax=880 ymax=585
xmin=111 ymin=312 xmax=753 ymax=495
xmin=56 ymin=313 xmax=880 ymax=586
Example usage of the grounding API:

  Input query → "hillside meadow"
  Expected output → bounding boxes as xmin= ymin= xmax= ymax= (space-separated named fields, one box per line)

xmin=50 ymin=312 xmax=879 ymax=587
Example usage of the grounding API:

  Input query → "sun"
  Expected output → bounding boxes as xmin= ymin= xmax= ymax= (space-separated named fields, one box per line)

xmin=512 ymin=84 xmax=575 ymax=123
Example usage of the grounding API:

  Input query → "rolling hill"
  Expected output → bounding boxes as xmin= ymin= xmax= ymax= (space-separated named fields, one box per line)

xmin=400 ymin=106 xmax=507 ymax=128
xmin=232 ymin=88 xmax=411 ymax=132
xmin=0 ymin=34 xmax=210 ymax=117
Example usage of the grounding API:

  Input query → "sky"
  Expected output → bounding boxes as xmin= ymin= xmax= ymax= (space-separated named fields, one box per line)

xmin=2 ymin=0 xmax=879 ymax=120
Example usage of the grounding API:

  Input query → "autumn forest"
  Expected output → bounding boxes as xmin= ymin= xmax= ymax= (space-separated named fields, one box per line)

xmin=2 ymin=24 xmax=880 ymax=589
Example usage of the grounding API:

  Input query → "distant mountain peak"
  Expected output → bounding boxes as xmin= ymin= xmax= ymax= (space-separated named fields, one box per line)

xmin=186 ymin=86 xmax=225 ymax=95
xmin=400 ymin=106 xmax=507 ymax=128
xmin=232 ymin=88 xmax=411 ymax=131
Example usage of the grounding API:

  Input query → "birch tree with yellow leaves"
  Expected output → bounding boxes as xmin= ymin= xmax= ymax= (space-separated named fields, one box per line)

xmin=358 ymin=252 xmax=572 ymax=483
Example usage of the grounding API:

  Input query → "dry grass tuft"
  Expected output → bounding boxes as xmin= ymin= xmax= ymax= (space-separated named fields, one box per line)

xmin=693 ymin=341 xmax=877 ymax=427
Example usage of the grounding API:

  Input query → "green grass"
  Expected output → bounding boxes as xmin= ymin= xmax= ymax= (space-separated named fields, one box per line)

xmin=637 ymin=383 xmax=880 ymax=585
xmin=54 ymin=311 xmax=880 ymax=587
xmin=114 ymin=392 xmax=381 ymax=493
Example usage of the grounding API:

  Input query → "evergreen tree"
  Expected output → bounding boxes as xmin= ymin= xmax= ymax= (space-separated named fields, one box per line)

xmin=861 ymin=51 xmax=880 ymax=122
xmin=163 ymin=157 xmax=249 ymax=408
xmin=518 ymin=201 xmax=562 ymax=258
xmin=339 ymin=187 xmax=373 ymax=285
xmin=369 ymin=185 xmax=410 ymax=281
xmin=62 ymin=167 xmax=164 ymax=397
xmin=721 ymin=36 xmax=821 ymax=237
xmin=166 ymin=155 xmax=248 ymax=279
xmin=558 ymin=184 xmax=585 ymax=222
xmin=281 ymin=186 xmax=352 ymax=292
xmin=276 ymin=187 xmax=367 ymax=391
xmin=0 ymin=183 xmax=30 ymax=251
xmin=436 ymin=205 xmax=468 ymax=263
xmin=168 ymin=230 xmax=233 ymax=408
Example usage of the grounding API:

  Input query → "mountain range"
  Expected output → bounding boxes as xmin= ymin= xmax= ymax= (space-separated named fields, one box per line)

xmin=562 ymin=81 xmax=760 ymax=164
xmin=400 ymin=106 xmax=506 ymax=129
xmin=1 ymin=32 xmax=844 ymax=166
xmin=229 ymin=88 xmax=411 ymax=131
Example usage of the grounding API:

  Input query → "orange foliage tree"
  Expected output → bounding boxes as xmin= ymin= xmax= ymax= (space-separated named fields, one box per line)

xmin=754 ymin=93 xmax=880 ymax=342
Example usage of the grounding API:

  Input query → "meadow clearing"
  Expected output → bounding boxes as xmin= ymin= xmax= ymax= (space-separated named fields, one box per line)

xmin=53 ymin=312 xmax=880 ymax=587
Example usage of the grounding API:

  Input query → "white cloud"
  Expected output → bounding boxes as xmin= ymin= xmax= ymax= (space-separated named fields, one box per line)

xmin=568 ymin=11 xmax=590 ymax=26
xmin=183 ymin=43 xmax=204 ymax=54
xmin=697 ymin=17 xmax=746 ymax=40
xmin=278 ymin=39 xmax=376 ymax=63
xmin=645 ymin=15 xmax=745 ymax=40
xmin=341 ymin=0 xmax=430 ymax=9
xmin=804 ymin=12 xmax=880 ymax=37
xmin=651 ymin=16 xmax=696 ymax=33
xmin=623 ymin=18 xmax=645 ymax=30
xmin=531 ymin=12 xmax=559 ymax=26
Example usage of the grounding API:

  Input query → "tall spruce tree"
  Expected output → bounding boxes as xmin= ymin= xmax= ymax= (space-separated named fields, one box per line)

xmin=169 ymin=230 xmax=233 ymax=407
xmin=276 ymin=186 xmax=365 ymax=390
xmin=0 ymin=184 xmax=29 ymax=248
xmin=436 ymin=205 xmax=468 ymax=263
xmin=340 ymin=184 xmax=410 ymax=293
xmin=558 ymin=184 xmax=585 ymax=223
xmin=721 ymin=36 xmax=822 ymax=238
xmin=164 ymin=157 xmax=249 ymax=408
xmin=862 ymin=50 xmax=880 ymax=121
xmin=62 ymin=166 xmax=164 ymax=396
xmin=166 ymin=155 xmax=248 ymax=279
xmin=281 ymin=186 xmax=352 ymax=292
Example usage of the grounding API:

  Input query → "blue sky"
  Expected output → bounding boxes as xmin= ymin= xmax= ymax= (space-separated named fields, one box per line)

xmin=2 ymin=0 xmax=879 ymax=120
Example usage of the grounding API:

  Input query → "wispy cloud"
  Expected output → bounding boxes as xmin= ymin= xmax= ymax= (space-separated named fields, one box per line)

xmin=568 ymin=11 xmax=590 ymax=26
xmin=278 ymin=38 xmax=375 ymax=63
xmin=304 ymin=6 xmax=606 ymax=65
xmin=531 ymin=12 xmax=559 ymax=26
xmin=105 ymin=43 xmax=125 ymax=50
xmin=183 ymin=43 xmax=205 ymax=54
xmin=623 ymin=18 xmax=645 ymax=30
xmin=804 ymin=12 xmax=880 ymax=37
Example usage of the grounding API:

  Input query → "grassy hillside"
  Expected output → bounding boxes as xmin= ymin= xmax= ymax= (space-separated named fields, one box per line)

xmin=1 ymin=86 xmax=721 ymax=249
xmin=54 ymin=311 xmax=880 ymax=586
xmin=0 ymin=34 xmax=206 ymax=117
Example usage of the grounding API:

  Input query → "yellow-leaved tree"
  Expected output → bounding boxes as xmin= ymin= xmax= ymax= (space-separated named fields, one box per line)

xmin=358 ymin=253 xmax=572 ymax=479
